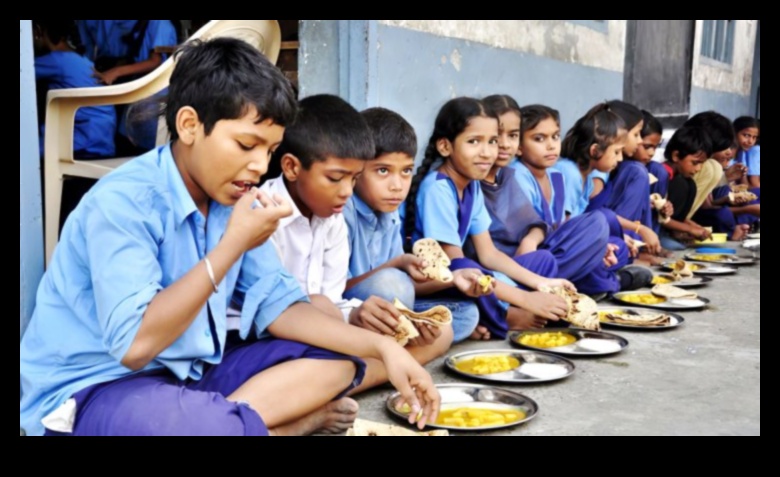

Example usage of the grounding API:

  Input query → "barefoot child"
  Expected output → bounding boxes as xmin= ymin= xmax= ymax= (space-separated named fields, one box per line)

xmin=20 ymin=39 xmax=438 ymax=436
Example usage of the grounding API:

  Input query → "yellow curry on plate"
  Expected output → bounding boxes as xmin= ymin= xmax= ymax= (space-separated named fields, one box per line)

xmin=454 ymin=355 xmax=521 ymax=375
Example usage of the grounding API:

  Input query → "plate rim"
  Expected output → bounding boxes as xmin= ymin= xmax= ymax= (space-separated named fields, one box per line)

xmin=684 ymin=253 xmax=758 ymax=266
xmin=611 ymin=290 xmax=710 ymax=311
xmin=385 ymin=383 xmax=540 ymax=432
xmin=652 ymin=273 xmax=713 ymax=288
xmin=508 ymin=328 xmax=629 ymax=357
xmin=444 ymin=349 xmax=576 ymax=383
xmin=659 ymin=261 xmax=738 ymax=275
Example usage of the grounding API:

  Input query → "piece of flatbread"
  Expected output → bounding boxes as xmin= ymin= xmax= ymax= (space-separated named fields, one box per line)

xmin=347 ymin=419 xmax=448 ymax=437
xmin=652 ymin=284 xmax=698 ymax=299
xmin=672 ymin=260 xmax=694 ymax=279
xmin=393 ymin=315 xmax=420 ymax=347
xmin=650 ymin=193 xmax=671 ymax=224
xmin=731 ymin=184 xmax=750 ymax=193
xmin=412 ymin=239 xmax=453 ymax=282
xmin=729 ymin=191 xmax=758 ymax=203
xmin=540 ymin=286 xmax=600 ymax=331
xmin=393 ymin=299 xmax=453 ymax=328
xmin=605 ymin=312 xmax=671 ymax=327
xmin=649 ymin=173 xmax=659 ymax=185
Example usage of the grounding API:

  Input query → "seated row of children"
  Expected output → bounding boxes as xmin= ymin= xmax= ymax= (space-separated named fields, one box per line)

xmin=20 ymin=37 xmax=760 ymax=436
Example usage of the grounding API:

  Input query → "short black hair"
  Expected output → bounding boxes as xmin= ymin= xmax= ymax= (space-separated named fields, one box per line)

xmin=164 ymin=37 xmax=297 ymax=142
xmin=733 ymin=116 xmax=760 ymax=134
xmin=684 ymin=111 xmax=735 ymax=152
xmin=607 ymin=100 xmax=643 ymax=131
xmin=641 ymin=110 xmax=663 ymax=137
xmin=361 ymin=107 xmax=417 ymax=159
xmin=33 ymin=19 xmax=73 ymax=44
xmin=272 ymin=94 xmax=375 ymax=169
xmin=664 ymin=126 xmax=713 ymax=161
xmin=520 ymin=104 xmax=561 ymax=136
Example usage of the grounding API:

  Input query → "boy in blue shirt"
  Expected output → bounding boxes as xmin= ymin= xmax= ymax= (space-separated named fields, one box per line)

xmin=343 ymin=108 xmax=487 ymax=346
xmin=33 ymin=20 xmax=116 ymax=158
xmin=20 ymin=38 xmax=438 ymax=437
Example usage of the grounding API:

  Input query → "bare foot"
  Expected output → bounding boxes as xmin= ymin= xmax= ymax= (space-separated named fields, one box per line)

xmin=732 ymin=225 xmax=750 ymax=241
xmin=271 ymin=398 xmax=359 ymax=436
xmin=469 ymin=325 xmax=491 ymax=341
xmin=637 ymin=252 xmax=664 ymax=266
xmin=506 ymin=307 xmax=539 ymax=331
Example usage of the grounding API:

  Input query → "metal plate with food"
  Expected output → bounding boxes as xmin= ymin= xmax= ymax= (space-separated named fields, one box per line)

xmin=611 ymin=289 xmax=710 ymax=311
xmin=508 ymin=329 xmax=629 ymax=357
xmin=747 ymin=233 xmax=760 ymax=240
xmin=445 ymin=350 xmax=576 ymax=384
xmin=651 ymin=273 xmax=712 ymax=289
xmin=660 ymin=260 xmax=738 ymax=276
xmin=685 ymin=253 xmax=758 ymax=266
xmin=598 ymin=306 xmax=685 ymax=330
xmin=386 ymin=384 xmax=539 ymax=432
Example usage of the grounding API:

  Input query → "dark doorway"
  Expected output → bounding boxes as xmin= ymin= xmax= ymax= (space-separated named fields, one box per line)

xmin=624 ymin=20 xmax=695 ymax=128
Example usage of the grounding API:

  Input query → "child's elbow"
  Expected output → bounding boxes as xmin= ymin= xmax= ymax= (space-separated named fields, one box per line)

xmin=121 ymin=345 xmax=152 ymax=372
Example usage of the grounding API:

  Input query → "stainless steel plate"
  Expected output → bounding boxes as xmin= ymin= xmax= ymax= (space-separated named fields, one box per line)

xmin=652 ymin=273 xmax=712 ymax=289
xmin=386 ymin=384 xmax=539 ymax=432
xmin=612 ymin=289 xmax=710 ymax=311
xmin=509 ymin=329 xmax=629 ymax=357
xmin=685 ymin=253 xmax=758 ymax=266
xmin=660 ymin=261 xmax=738 ymax=276
xmin=598 ymin=306 xmax=685 ymax=331
xmin=445 ymin=349 xmax=575 ymax=384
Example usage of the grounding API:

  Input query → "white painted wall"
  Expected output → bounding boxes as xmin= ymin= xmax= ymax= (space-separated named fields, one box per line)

xmin=379 ymin=20 xmax=627 ymax=72
xmin=692 ymin=20 xmax=757 ymax=96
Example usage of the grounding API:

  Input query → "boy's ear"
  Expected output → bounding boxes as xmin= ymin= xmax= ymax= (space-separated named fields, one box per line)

xmin=671 ymin=151 xmax=681 ymax=163
xmin=281 ymin=153 xmax=303 ymax=181
xmin=436 ymin=138 xmax=453 ymax=158
xmin=176 ymin=107 xmax=200 ymax=146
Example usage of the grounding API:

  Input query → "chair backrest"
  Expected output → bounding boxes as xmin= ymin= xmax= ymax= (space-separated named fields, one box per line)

xmin=44 ymin=20 xmax=282 ymax=165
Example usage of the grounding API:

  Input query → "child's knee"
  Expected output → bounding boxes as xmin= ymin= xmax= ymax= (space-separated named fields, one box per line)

xmin=309 ymin=295 xmax=343 ymax=322
xmin=368 ymin=268 xmax=416 ymax=306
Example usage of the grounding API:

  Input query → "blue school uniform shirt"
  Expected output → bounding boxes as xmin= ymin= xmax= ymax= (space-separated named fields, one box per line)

xmin=510 ymin=160 xmax=566 ymax=228
xmin=554 ymin=159 xmax=596 ymax=218
xmin=19 ymin=144 xmax=307 ymax=436
xmin=647 ymin=161 xmax=670 ymax=198
xmin=34 ymin=51 xmax=116 ymax=157
xmin=343 ymin=195 xmax=404 ymax=278
xmin=412 ymin=170 xmax=492 ymax=246
xmin=735 ymin=146 xmax=761 ymax=177
xmin=78 ymin=20 xmax=138 ymax=61
xmin=475 ymin=167 xmax=549 ymax=257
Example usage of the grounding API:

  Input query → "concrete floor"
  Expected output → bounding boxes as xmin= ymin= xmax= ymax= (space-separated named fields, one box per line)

xmin=353 ymin=246 xmax=761 ymax=436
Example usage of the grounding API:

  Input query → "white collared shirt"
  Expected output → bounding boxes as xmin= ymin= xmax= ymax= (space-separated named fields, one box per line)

xmin=260 ymin=176 xmax=361 ymax=321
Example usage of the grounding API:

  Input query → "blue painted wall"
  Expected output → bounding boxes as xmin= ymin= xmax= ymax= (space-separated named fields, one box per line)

xmin=690 ymin=87 xmax=752 ymax=121
xmin=20 ymin=19 xmax=43 ymax=345
xmin=372 ymin=24 xmax=623 ymax=159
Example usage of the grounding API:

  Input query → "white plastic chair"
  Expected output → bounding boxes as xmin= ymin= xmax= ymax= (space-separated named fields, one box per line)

xmin=43 ymin=20 xmax=282 ymax=265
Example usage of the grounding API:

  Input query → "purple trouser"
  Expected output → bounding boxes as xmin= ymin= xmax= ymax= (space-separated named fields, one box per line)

xmin=45 ymin=338 xmax=366 ymax=436
xmin=449 ymin=251 xmax=559 ymax=340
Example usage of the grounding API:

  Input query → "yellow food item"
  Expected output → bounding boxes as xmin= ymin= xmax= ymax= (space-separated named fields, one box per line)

xmin=599 ymin=310 xmax=624 ymax=323
xmin=519 ymin=332 xmax=577 ymax=349
xmin=454 ymin=355 xmax=521 ymax=375
xmin=436 ymin=407 xmax=526 ymax=428
xmin=620 ymin=294 xmax=667 ymax=305
xmin=478 ymin=275 xmax=495 ymax=293
xmin=652 ymin=276 xmax=673 ymax=285
xmin=689 ymin=255 xmax=728 ymax=262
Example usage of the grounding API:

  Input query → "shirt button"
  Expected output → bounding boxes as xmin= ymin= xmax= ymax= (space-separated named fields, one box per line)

xmin=205 ymin=330 xmax=211 ymax=338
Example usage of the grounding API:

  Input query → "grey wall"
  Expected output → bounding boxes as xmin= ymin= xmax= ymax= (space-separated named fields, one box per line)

xmin=299 ymin=20 xmax=341 ymax=98
xmin=20 ymin=19 xmax=43 ymax=344
xmin=690 ymin=87 xmax=752 ymax=121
